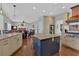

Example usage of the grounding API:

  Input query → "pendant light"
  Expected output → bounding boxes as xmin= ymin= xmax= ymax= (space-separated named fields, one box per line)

xmin=13 ymin=4 xmax=16 ymax=19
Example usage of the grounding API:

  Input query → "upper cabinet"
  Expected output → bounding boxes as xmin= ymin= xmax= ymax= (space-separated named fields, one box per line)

xmin=71 ymin=5 xmax=79 ymax=17
xmin=66 ymin=5 xmax=79 ymax=23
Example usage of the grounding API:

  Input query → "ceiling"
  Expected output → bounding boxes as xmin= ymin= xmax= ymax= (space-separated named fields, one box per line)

xmin=0 ymin=3 xmax=78 ymax=23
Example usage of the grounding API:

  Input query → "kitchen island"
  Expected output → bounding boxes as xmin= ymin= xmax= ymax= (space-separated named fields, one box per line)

xmin=0 ymin=32 xmax=22 ymax=56
xmin=32 ymin=34 xmax=60 ymax=56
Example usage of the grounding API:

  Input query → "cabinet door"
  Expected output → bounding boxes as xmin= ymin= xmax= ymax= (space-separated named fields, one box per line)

xmin=13 ymin=34 xmax=22 ymax=50
xmin=8 ymin=37 xmax=13 ymax=54
xmin=8 ymin=36 xmax=17 ymax=55
xmin=17 ymin=34 xmax=22 ymax=49
xmin=0 ymin=41 xmax=3 ymax=56
xmin=13 ymin=36 xmax=18 ymax=51
xmin=8 ymin=34 xmax=22 ymax=55
xmin=17 ymin=37 xmax=20 ymax=49
xmin=2 ymin=39 xmax=9 ymax=56
xmin=72 ymin=38 xmax=79 ymax=50
xmin=2 ymin=44 xmax=9 ymax=56
xmin=62 ymin=36 xmax=67 ymax=44
xmin=0 ymin=46 xmax=3 ymax=56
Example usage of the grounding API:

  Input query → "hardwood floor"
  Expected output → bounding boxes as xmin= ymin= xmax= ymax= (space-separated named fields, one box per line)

xmin=13 ymin=38 xmax=35 ymax=56
xmin=60 ymin=45 xmax=79 ymax=56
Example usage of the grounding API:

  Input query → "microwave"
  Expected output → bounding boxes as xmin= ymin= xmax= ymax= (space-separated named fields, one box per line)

xmin=65 ymin=22 xmax=79 ymax=33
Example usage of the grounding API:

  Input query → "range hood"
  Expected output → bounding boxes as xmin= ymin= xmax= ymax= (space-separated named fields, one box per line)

xmin=66 ymin=5 xmax=79 ymax=23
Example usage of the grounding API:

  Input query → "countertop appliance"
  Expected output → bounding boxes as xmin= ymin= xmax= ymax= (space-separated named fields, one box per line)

xmin=65 ymin=22 xmax=79 ymax=34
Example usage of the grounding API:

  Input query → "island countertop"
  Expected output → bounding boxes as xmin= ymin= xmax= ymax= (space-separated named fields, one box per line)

xmin=32 ymin=33 xmax=60 ymax=40
xmin=0 ymin=32 xmax=22 ymax=40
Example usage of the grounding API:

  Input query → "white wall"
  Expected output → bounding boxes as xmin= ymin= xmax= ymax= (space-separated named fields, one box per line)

xmin=55 ymin=19 xmax=63 ymax=35
xmin=0 ymin=15 xmax=4 ymax=30
xmin=4 ymin=16 xmax=12 ymax=30
xmin=55 ymin=13 xmax=64 ymax=35
xmin=7 ymin=23 xmax=11 ymax=30
xmin=0 ymin=9 xmax=12 ymax=30
xmin=30 ymin=17 xmax=44 ymax=34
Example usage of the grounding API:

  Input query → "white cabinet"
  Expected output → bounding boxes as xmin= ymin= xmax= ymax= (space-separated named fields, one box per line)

xmin=2 ymin=43 xmax=9 ymax=56
xmin=0 ymin=41 xmax=3 ymax=56
xmin=0 ymin=33 xmax=22 ymax=56
xmin=62 ymin=35 xmax=79 ymax=51
xmin=8 ymin=34 xmax=22 ymax=55
xmin=0 ymin=39 xmax=9 ymax=56
xmin=71 ymin=38 xmax=79 ymax=50
xmin=8 ymin=36 xmax=18 ymax=55
xmin=12 ymin=36 xmax=18 ymax=51
xmin=0 ymin=46 xmax=3 ymax=56
xmin=17 ymin=34 xmax=22 ymax=49
xmin=8 ymin=37 xmax=14 ymax=55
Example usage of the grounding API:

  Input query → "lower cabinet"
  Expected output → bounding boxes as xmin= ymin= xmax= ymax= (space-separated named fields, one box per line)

xmin=0 ymin=41 xmax=3 ymax=56
xmin=2 ymin=43 xmax=9 ymax=56
xmin=62 ymin=36 xmax=79 ymax=51
xmin=17 ymin=34 xmax=22 ymax=49
xmin=8 ymin=36 xmax=18 ymax=55
xmin=0 ymin=33 xmax=22 ymax=56
xmin=0 ymin=46 xmax=3 ymax=56
xmin=0 ymin=39 xmax=9 ymax=56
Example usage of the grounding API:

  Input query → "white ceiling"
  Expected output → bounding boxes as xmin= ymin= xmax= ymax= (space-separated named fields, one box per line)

xmin=1 ymin=3 xmax=79 ymax=23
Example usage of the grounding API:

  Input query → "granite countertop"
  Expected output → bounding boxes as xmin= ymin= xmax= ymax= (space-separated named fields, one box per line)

xmin=33 ymin=33 xmax=60 ymax=40
xmin=0 ymin=32 xmax=21 ymax=40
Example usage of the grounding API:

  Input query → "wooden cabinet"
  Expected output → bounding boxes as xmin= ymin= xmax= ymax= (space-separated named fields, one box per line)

xmin=66 ymin=5 xmax=79 ymax=21
xmin=71 ymin=5 xmax=79 ymax=17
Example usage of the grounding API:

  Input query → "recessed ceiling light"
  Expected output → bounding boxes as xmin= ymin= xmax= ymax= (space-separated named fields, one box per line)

xmin=62 ymin=6 xmax=65 ymax=9
xmin=42 ymin=10 xmax=46 ymax=13
xmin=33 ymin=6 xmax=36 ymax=10
xmin=49 ymin=12 xmax=53 ymax=15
